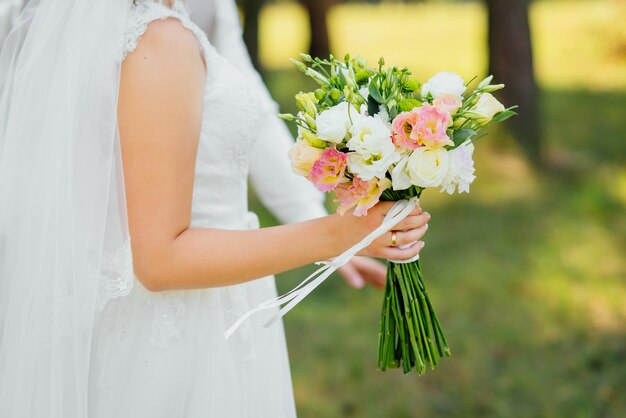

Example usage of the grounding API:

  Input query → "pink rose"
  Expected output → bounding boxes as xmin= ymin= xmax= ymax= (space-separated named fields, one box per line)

xmin=411 ymin=104 xmax=454 ymax=148
xmin=433 ymin=94 xmax=462 ymax=116
xmin=309 ymin=148 xmax=348 ymax=192
xmin=391 ymin=111 xmax=421 ymax=150
xmin=334 ymin=176 xmax=391 ymax=216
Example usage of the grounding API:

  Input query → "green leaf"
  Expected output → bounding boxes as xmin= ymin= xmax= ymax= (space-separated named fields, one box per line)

xmin=368 ymin=76 xmax=384 ymax=103
xmin=453 ymin=128 xmax=477 ymax=144
xmin=492 ymin=110 xmax=518 ymax=122
xmin=337 ymin=66 xmax=347 ymax=87
xmin=367 ymin=95 xmax=380 ymax=116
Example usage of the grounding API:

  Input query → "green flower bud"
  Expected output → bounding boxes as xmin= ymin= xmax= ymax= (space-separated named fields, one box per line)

xmin=289 ymin=58 xmax=307 ymax=72
xmin=482 ymin=83 xmax=505 ymax=93
xmin=397 ymin=98 xmax=422 ymax=113
xmin=355 ymin=69 xmax=370 ymax=84
xmin=329 ymin=88 xmax=341 ymax=101
xmin=306 ymin=68 xmax=330 ymax=85
xmin=296 ymin=92 xmax=319 ymax=118
xmin=314 ymin=88 xmax=326 ymax=101
xmin=303 ymin=113 xmax=316 ymax=130
xmin=452 ymin=116 xmax=468 ymax=129
xmin=343 ymin=86 xmax=354 ymax=102
xmin=278 ymin=113 xmax=296 ymax=121
xmin=402 ymin=79 xmax=420 ymax=92
xmin=477 ymin=75 xmax=494 ymax=90
xmin=301 ymin=129 xmax=327 ymax=148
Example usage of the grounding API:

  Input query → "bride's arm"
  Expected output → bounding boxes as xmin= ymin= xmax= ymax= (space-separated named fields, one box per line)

xmin=118 ymin=19 xmax=429 ymax=292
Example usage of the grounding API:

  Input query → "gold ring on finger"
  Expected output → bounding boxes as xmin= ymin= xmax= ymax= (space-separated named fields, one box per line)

xmin=391 ymin=231 xmax=397 ymax=246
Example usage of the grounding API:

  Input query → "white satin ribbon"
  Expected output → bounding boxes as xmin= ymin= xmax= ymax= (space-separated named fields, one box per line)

xmin=224 ymin=197 xmax=419 ymax=339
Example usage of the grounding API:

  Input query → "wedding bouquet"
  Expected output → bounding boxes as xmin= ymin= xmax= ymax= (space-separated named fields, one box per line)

xmin=280 ymin=54 xmax=516 ymax=374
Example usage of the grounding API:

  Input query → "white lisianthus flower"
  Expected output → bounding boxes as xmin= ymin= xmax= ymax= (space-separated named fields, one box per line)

xmin=288 ymin=140 xmax=324 ymax=177
xmin=391 ymin=157 xmax=412 ymax=190
xmin=421 ymin=72 xmax=466 ymax=100
xmin=375 ymin=105 xmax=392 ymax=128
xmin=346 ymin=114 xmax=399 ymax=180
xmin=392 ymin=147 xmax=450 ymax=189
xmin=468 ymin=93 xmax=505 ymax=124
xmin=440 ymin=140 xmax=476 ymax=194
xmin=316 ymin=102 xmax=353 ymax=143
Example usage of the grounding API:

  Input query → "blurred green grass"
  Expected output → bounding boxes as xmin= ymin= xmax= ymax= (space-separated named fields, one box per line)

xmin=250 ymin=1 xmax=626 ymax=417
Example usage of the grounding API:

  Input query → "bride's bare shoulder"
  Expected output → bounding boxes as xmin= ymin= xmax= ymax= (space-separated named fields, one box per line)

xmin=119 ymin=15 xmax=206 ymax=124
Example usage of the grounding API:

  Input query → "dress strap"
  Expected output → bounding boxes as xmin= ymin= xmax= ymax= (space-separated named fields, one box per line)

xmin=120 ymin=0 xmax=217 ymax=69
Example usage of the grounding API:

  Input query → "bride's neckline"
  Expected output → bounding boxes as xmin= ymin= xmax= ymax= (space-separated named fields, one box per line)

xmin=134 ymin=0 xmax=188 ymax=14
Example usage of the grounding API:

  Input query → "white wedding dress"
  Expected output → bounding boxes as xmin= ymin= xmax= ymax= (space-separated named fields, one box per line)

xmin=85 ymin=1 xmax=325 ymax=417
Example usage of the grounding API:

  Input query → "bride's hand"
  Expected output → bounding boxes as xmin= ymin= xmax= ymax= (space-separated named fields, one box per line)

xmin=335 ymin=201 xmax=430 ymax=262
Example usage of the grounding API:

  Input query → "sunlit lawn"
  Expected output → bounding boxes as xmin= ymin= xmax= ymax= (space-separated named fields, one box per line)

xmin=250 ymin=1 xmax=626 ymax=417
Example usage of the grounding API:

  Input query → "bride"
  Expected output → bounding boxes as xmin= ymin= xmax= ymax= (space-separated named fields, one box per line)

xmin=0 ymin=0 xmax=430 ymax=416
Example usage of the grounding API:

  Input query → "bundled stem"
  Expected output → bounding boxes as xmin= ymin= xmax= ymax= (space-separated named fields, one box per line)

xmin=377 ymin=258 xmax=450 ymax=374
xmin=377 ymin=188 xmax=450 ymax=374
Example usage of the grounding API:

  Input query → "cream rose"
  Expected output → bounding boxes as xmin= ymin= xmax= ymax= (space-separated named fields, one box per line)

xmin=392 ymin=147 xmax=450 ymax=189
xmin=288 ymin=140 xmax=324 ymax=177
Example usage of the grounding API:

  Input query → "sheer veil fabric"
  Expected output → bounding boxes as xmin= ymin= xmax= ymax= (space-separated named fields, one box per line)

xmin=0 ymin=0 xmax=132 ymax=416
xmin=0 ymin=0 xmax=313 ymax=417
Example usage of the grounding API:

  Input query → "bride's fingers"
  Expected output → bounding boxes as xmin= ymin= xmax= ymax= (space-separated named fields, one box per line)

xmin=389 ymin=224 xmax=428 ymax=246
xmin=375 ymin=240 xmax=425 ymax=260
xmin=393 ymin=212 xmax=430 ymax=231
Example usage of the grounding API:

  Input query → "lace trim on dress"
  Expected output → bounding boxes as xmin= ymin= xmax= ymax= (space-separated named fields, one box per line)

xmin=95 ymin=239 xmax=135 ymax=312
xmin=150 ymin=291 xmax=187 ymax=348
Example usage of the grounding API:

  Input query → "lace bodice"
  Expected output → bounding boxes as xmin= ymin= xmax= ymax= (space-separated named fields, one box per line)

xmin=122 ymin=0 xmax=263 ymax=230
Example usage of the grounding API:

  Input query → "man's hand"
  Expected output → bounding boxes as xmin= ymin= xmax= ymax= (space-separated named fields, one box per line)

xmin=337 ymin=256 xmax=387 ymax=289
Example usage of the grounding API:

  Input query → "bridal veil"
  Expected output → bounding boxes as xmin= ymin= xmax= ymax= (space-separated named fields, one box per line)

xmin=0 ymin=0 xmax=132 ymax=415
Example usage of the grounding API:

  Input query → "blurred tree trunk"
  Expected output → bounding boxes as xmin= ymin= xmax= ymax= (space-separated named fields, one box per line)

xmin=300 ymin=0 xmax=332 ymax=58
xmin=241 ymin=0 xmax=264 ymax=70
xmin=486 ymin=0 xmax=542 ymax=165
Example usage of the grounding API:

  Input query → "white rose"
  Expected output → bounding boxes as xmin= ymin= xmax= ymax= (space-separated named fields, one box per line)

xmin=316 ymin=102 xmax=353 ymax=143
xmin=421 ymin=72 xmax=466 ymax=100
xmin=346 ymin=114 xmax=399 ymax=180
xmin=288 ymin=140 xmax=324 ymax=177
xmin=392 ymin=147 xmax=450 ymax=189
xmin=469 ymin=93 xmax=505 ymax=123
xmin=440 ymin=140 xmax=476 ymax=194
